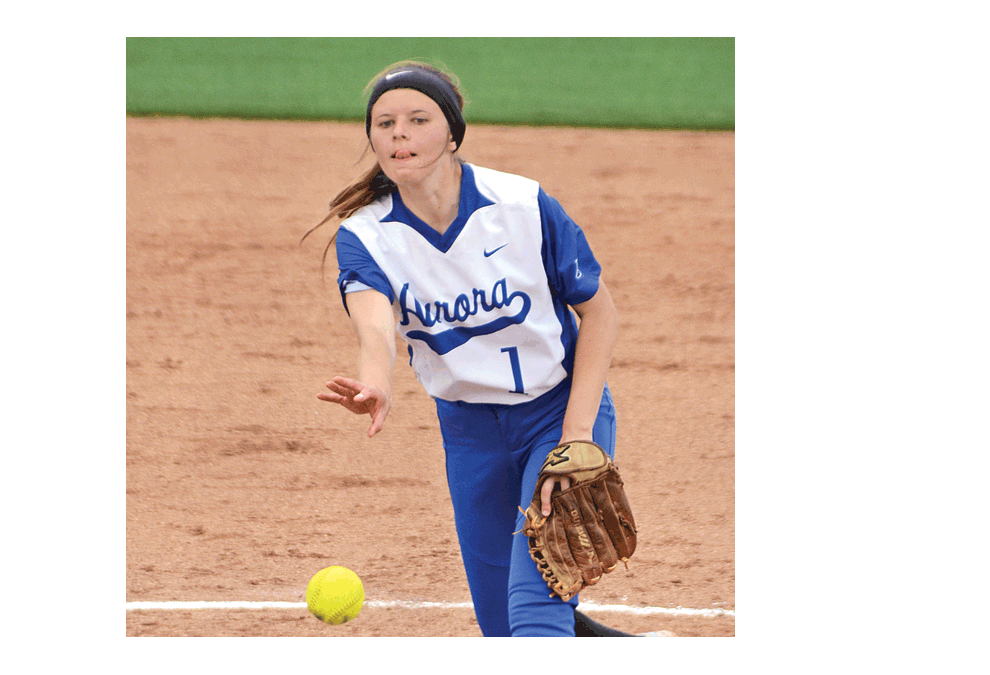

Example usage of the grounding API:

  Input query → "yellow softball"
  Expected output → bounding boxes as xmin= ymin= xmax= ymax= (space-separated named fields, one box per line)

xmin=306 ymin=566 xmax=365 ymax=625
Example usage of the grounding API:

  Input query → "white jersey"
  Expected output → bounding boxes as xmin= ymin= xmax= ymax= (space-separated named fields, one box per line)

xmin=336 ymin=163 xmax=601 ymax=404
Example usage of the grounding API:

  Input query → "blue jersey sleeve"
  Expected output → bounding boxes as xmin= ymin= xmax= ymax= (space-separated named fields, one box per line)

xmin=335 ymin=226 xmax=396 ymax=313
xmin=538 ymin=188 xmax=602 ymax=305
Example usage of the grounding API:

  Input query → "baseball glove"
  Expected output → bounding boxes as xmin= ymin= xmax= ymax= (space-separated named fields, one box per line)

xmin=520 ymin=441 xmax=637 ymax=601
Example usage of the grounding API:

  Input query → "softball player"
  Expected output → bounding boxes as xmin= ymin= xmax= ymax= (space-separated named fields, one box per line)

xmin=311 ymin=61 xmax=637 ymax=637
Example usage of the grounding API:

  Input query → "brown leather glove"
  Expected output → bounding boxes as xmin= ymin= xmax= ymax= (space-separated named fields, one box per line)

xmin=521 ymin=441 xmax=637 ymax=601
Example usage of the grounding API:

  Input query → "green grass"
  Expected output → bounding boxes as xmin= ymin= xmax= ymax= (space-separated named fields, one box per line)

xmin=126 ymin=37 xmax=734 ymax=130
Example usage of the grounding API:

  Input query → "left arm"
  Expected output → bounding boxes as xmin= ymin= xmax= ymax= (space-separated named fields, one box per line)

xmin=540 ymin=280 xmax=619 ymax=515
xmin=560 ymin=279 xmax=618 ymax=442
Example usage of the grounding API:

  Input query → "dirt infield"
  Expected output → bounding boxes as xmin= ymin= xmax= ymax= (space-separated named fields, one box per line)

xmin=125 ymin=117 xmax=734 ymax=637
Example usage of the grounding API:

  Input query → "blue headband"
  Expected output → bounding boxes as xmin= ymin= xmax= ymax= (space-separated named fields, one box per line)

xmin=365 ymin=67 xmax=466 ymax=150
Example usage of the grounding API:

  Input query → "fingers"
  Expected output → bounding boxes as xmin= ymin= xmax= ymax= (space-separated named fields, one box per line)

xmin=327 ymin=376 xmax=362 ymax=397
xmin=318 ymin=378 xmax=374 ymax=414
xmin=317 ymin=378 xmax=392 ymax=437
xmin=367 ymin=398 xmax=391 ymax=438
xmin=540 ymin=480 xmax=554 ymax=517
xmin=317 ymin=388 xmax=362 ymax=413
xmin=540 ymin=476 xmax=572 ymax=516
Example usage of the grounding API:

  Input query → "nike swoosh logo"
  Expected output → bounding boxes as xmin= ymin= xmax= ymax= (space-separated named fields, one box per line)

xmin=385 ymin=70 xmax=412 ymax=80
xmin=484 ymin=244 xmax=508 ymax=257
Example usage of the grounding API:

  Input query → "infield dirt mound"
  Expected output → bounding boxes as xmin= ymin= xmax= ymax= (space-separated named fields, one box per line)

xmin=126 ymin=116 xmax=734 ymax=637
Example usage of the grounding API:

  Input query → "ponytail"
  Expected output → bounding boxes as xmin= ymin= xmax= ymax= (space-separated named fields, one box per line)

xmin=300 ymin=159 xmax=396 ymax=274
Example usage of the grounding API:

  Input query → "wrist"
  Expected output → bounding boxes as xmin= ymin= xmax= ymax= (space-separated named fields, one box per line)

xmin=559 ymin=427 xmax=595 ymax=445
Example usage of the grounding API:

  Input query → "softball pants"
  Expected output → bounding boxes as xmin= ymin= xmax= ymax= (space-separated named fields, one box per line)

xmin=435 ymin=379 xmax=617 ymax=637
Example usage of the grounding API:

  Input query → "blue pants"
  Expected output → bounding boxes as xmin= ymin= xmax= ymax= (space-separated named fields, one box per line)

xmin=435 ymin=380 xmax=617 ymax=637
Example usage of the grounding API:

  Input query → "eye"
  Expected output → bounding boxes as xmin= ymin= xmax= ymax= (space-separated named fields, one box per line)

xmin=378 ymin=119 xmax=394 ymax=128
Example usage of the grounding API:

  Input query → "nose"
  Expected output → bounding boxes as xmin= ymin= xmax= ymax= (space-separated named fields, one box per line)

xmin=392 ymin=120 xmax=409 ymax=139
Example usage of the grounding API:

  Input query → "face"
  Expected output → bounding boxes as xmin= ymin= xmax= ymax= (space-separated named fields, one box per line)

xmin=369 ymin=88 xmax=457 ymax=185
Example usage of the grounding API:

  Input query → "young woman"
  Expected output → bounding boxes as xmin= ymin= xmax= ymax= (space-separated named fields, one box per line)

xmin=307 ymin=61 xmax=637 ymax=637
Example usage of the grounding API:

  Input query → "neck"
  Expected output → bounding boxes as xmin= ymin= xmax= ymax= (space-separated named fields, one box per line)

xmin=397 ymin=160 xmax=462 ymax=234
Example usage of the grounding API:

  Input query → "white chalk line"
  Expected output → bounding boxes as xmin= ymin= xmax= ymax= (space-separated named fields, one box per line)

xmin=125 ymin=599 xmax=733 ymax=618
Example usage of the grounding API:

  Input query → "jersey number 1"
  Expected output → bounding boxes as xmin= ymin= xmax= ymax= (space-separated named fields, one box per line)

xmin=500 ymin=346 xmax=526 ymax=394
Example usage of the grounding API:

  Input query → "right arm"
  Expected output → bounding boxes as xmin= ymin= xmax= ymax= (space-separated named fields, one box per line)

xmin=317 ymin=289 xmax=397 ymax=437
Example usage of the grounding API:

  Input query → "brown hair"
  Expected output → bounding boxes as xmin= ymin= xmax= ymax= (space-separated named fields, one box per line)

xmin=301 ymin=60 xmax=467 ymax=271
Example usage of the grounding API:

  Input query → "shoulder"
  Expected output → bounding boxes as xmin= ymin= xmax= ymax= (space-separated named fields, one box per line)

xmin=468 ymin=164 xmax=540 ymax=204
xmin=339 ymin=194 xmax=395 ymax=235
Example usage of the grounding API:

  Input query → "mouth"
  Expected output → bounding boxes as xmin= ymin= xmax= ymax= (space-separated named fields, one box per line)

xmin=392 ymin=149 xmax=416 ymax=160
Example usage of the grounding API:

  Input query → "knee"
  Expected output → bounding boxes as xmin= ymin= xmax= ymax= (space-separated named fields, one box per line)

xmin=507 ymin=586 xmax=577 ymax=637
